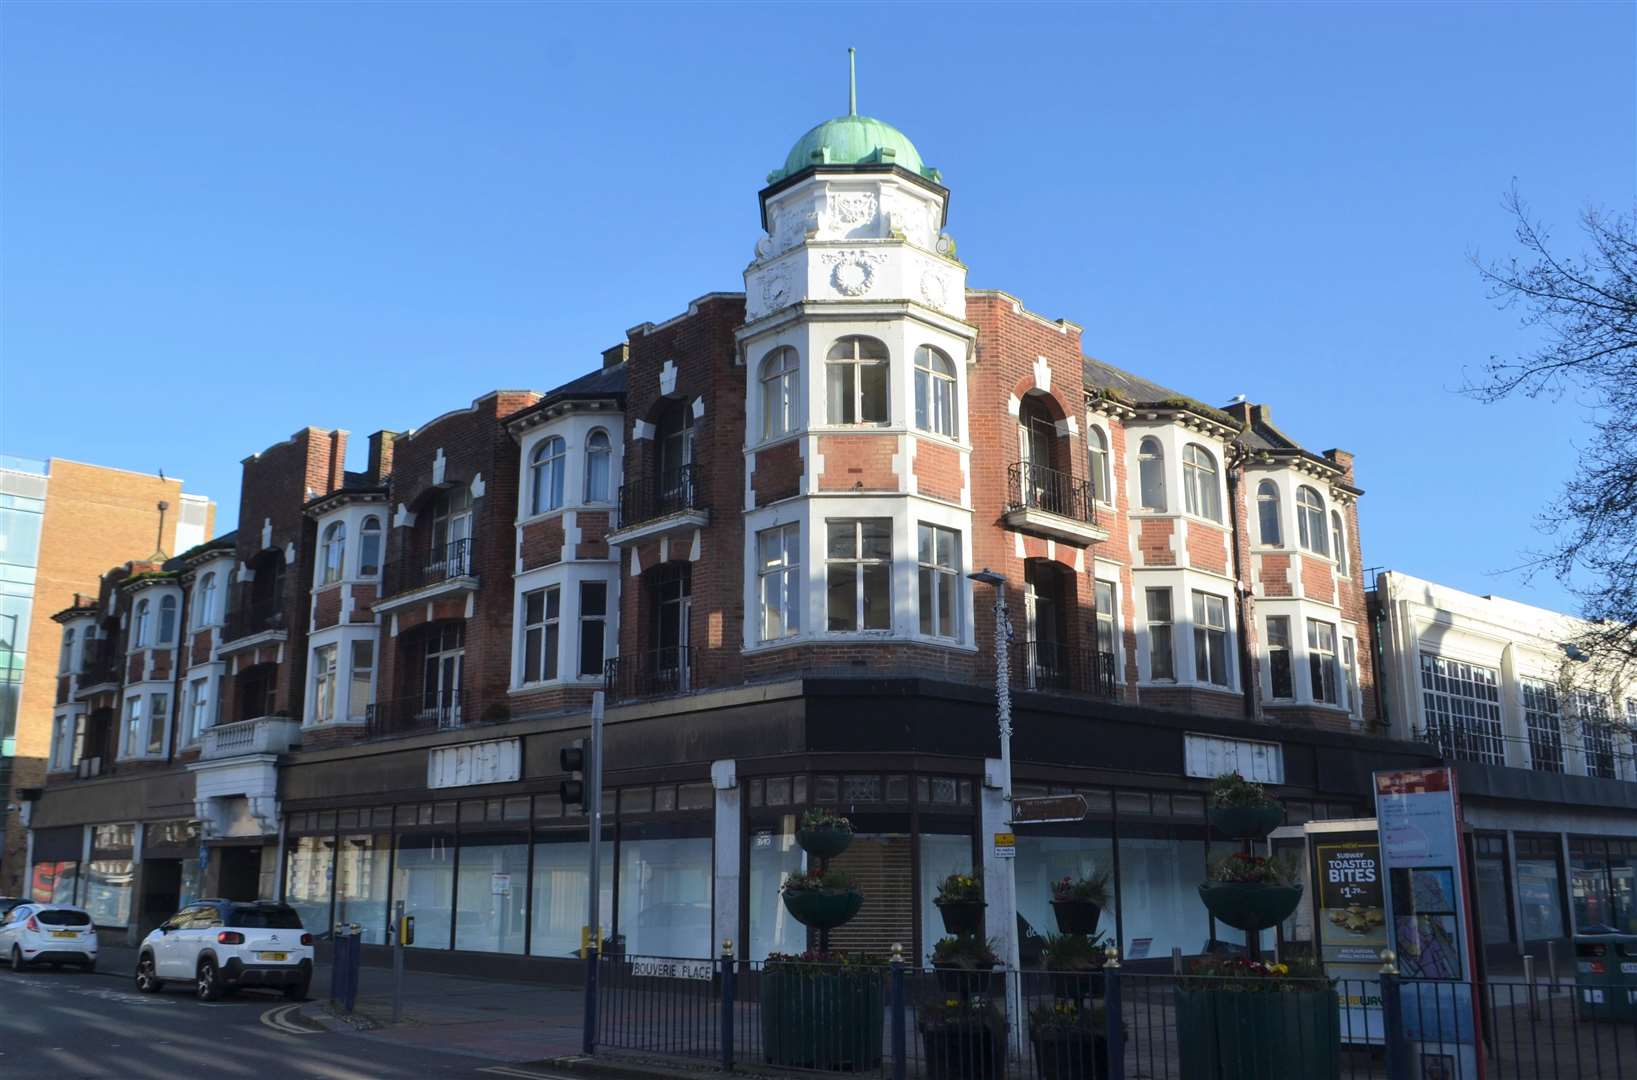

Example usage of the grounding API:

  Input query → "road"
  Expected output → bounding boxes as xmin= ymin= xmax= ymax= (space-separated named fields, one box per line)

xmin=0 ymin=963 xmax=577 ymax=1080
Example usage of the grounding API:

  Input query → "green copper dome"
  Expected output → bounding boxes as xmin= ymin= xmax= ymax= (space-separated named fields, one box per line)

xmin=770 ymin=113 xmax=940 ymax=184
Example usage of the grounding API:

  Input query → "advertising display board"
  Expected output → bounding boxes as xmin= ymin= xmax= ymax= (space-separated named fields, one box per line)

xmin=1312 ymin=826 xmax=1388 ymax=1044
xmin=1374 ymin=768 xmax=1483 ymax=1080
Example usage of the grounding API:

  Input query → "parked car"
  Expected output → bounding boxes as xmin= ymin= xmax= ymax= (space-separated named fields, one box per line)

xmin=135 ymin=899 xmax=313 ymax=1001
xmin=0 ymin=903 xmax=98 ymax=971
xmin=0 ymin=898 xmax=26 ymax=919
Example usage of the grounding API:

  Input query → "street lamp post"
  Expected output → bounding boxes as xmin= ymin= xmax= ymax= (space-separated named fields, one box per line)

xmin=967 ymin=568 xmax=1022 ymax=1047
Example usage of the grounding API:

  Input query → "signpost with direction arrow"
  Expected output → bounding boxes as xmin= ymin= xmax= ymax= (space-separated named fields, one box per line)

xmin=1010 ymin=794 xmax=1088 ymax=825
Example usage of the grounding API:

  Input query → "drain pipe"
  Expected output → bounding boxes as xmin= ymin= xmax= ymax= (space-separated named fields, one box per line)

xmin=1225 ymin=439 xmax=1258 ymax=721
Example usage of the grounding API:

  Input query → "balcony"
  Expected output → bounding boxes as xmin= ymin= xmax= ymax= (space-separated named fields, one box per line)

xmin=605 ymin=646 xmax=696 ymax=703
xmin=1015 ymin=641 xmax=1118 ymax=698
xmin=377 ymin=538 xmax=478 ymax=612
xmin=365 ymin=689 xmax=472 ymax=739
xmin=75 ymin=649 xmax=123 ymax=695
xmin=221 ymin=603 xmax=288 ymax=648
xmin=1003 ymin=462 xmax=1108 ymax=545
xmin=201 ymin=715 xmax=301 ymax=760
xmin=607 ymin=466 xmax=709 ymax=546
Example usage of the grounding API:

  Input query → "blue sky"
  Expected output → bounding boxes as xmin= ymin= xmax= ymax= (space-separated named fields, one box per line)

xmin=3 ymin=3 xmax=1631 ymax=613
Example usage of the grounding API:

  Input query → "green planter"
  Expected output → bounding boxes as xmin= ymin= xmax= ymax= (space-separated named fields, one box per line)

xmin=1050 ymin=899 xmax=1103 ymax=935
xmin=1207 ymin=804 xmax=1285 ymax=840
xmin=1030 ymin=1027 xmax=1110 ymax=1080
xmin=937 ymin=899 xmax=987 ymax=936
xmin=796 ymin=826 xmax=854 ymax=860
xmin=1174 ymin=987 xmax=1339 ymax=1080
xmin=760 ymin=968 xmax=884 ymax=1069
xmin=783 ymin=888 xmax=864 ymax=930
xmin=1198 ymin=882 xmax=1302 ymax=931
xmin=920 ymin=1021 xmax=1007 ymax=1080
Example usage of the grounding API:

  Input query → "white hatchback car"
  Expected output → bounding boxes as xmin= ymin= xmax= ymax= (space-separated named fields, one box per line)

xmin=0 ymin=903 xmax=98 ymax=971
xmin=136 ymin=899 xmax=313 ymax=1001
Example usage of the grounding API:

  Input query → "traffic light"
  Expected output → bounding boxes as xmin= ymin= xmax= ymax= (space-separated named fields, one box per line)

xmin=560 ymin=739 xmax=586 ymax=809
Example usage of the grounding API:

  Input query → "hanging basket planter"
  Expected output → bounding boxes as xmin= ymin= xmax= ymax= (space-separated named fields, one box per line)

xmin=937 ymin=899 xmax=987 ymax=936
xmin=783 ymin=888 xmax=864 ymax=931
xmin=1207 ymin=804 xmax=1285 ymax=840
xmin=796 ymin=826 xmax=854 ymax=860
xmin=1198 ymin=882 xmax=1302 ymax=932
xmin=1050 ymin=900 xmax=1103 ymax=936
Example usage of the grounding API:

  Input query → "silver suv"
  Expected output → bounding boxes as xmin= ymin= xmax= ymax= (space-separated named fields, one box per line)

xmin=135 ymin=900 xmax=313 ymax=1001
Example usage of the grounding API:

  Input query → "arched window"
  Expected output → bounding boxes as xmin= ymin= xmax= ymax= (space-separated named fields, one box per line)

xmin=359 ymin=516 xmax=382 ymax=577
xmin=1331 ymin=510 xmax=1348 ymax=575
xmin=320 ymin=521 xmax=347 ymax=585
xmin=1138 ymin=438 xmax=1167 ymax=512
xmin=60 ymin=627 xmax=75 ymax=673
xmin=133 ymin=599 xmax=150 ymax=648
xmin=1296 ymin=486 xmax=1329 ymax=555
xmin=914 ymin=346 xmax=958 ymax=438
xmin=1087 ymin=426 xmax=1111 ymax=503
xmin=158 ymin=595 xmax=177 ymax=644
xmin=530 ymin=437 xmax=566 ymax=514
xmin=1256 ymin=481 xmax=1282 ymax=546
xmin=1182 ymin=444 xmax=1221 ymax=521
xmin=584 ymin=429 xmax=612 ymax=503
xmin=194 ymin=572 xmax=217 ymax=628
xmin=760 ymin=347 xmax=799 ymax=439
xmin=826 ymin=336 xmax=889 ymax=424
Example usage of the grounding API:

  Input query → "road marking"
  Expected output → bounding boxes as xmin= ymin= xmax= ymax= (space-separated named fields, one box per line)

xmin=68 ymin=987 xmax=178 ymax=1006
xmin=478 ymin=1067 xmax=581 ymax=1079
xmin=259 ymin=1002 xmax=322 ymax=1035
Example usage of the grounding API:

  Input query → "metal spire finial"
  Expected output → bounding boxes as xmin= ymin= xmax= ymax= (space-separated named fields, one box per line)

xmin=848 ymin=47 xmax=857 ymax=116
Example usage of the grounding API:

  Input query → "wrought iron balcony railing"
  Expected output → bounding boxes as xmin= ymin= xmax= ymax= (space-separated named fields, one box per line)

xmin=1014 ymin=641 xmax=1117 ymax=698
xmin=365 ymin=689 xmax=470 ymax=739
xmin=222 ymin=602 xmax=287 ymax=643
xmin=1005 ymin=462 xmax=1097 ymax=525
xmin=604 ymin=646 xmax=695 ymax=702
xmin=77 ymin=647 xmax=123 ymax=687
xmin=383 ymin=538 xmax=476 ymax=598
xmin=617 ymin=465 xmax=704 ymax=529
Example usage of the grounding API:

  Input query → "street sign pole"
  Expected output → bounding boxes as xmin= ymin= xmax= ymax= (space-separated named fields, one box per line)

xmin=582 ymin=690 xmax=605 ymax=1056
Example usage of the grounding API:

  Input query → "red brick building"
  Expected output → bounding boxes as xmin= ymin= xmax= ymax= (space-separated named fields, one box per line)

xmin=23 ymin=98 xmax=1436 ymax=969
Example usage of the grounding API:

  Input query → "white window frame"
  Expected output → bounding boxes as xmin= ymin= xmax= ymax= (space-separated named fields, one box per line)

xmin=1307 ymin=618 xmax=1339 ymax=705
xmin=1094 ymin=578 xmax=1119 ymax=680
xmin=825 ymin=336 xmax=890 ymax=426
xmin=311 ymin=644 xmax=338 ymax=726
xmin=320 ymin=521 xmax=347 ymax=586
xmin=1331 ymin=510 xmax=1349 ymax=575
xmin=1145 ymin=587 xmax=1175 ymax=681
xmin=916 ymin=523 xmax=961 ymax=640
xmin=913 ymin=346 xmax=958 ymax=439
xmin=60 ymin=627 xmax=75 ymax=674
xmin=1256 ymin=480 xmax=1282 ymax=547
xmin=194 ymin=572 xmax=217 ymax=628
xmin=1266 ymin=615 xmax=1294 ymax=700
xmin=188 ymin=676 xmax=210 ymax=743
xmin=578 ymin=581 xmax=607 ymax=678
xmin=760 ymin=347 xmax=800 ymax=441
xmin=349 ymin=639 xmax=374 ymax=721
xmin=1191 ymin=590 xmax=1231 ymax=688
xmin=757 ymin=523 xmax=801 ymax=642
xmin=1087 ymin=425 xmax=1112 ymax=505
xmin=1137 ymin=438 xmax=1167 ymax=512
xmin=531 ymin=437 xmax=566 ymax=515
xmin=359 ymin=516 xmax=383 ymax=578
xmin=1296 ymin=486 xmax=1329 ymax=556
xmin=132 ymin=599 xmax=150 ymax=649
xmin=825 ymin=518 xmax=892 ymax=632
xmin=585 ymin=429 xmax=613 ymax=504
xmin=521 ymin=585 xmax=561 ymax=684
xmin=1182 ymin=444 xmax=1222 ymax=522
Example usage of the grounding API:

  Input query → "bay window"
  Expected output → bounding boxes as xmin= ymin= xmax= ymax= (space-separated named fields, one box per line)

xmin=1182 ymin=444 xmax=1221 ymax=521
xmin=1138 ymin=438 xmax=1166 ymax=512
xmin=188 ymin=677 xmax=210 ymax=742
xmin=1307 ymin=619 xmax=1338 ymax=705
xmin=1331 ymin=511 xmax=1349 ymax=575
xmin=1087 ymin=427 xmax=1111 ymax=504
xmin=826 ymin=519 xmax=891 ymax=631
xmin=194 ymin=572 xmax=217 ymax=627
xmin=1296 ymin=486 xmax=1329 ymax=556
xmin=1145 ymin=587 xmax=1175 ymax=681
xmin=312 ymin=644 xmax=338 ymax=725
xmin=760 ymin=348 xmax=799 ymax=439
xmin=123 ymin=696 xmax=143 ymax=756
xmin=914 ymin=346 xmax=958 ymax=438
xmin=359 ymin=517 xmax=383 ymax=577
xmin=579 ymin=582 xmax=607 ymax=677
xmin=531 ymin=437 xmax=566 ymax=515
xmin=321 ymin=522 xmax=347 ymax=585
xmin=585 ymin=430 xmax=612 ymax=503
xmin=1257 ymin=481 xmax=1282 ymax=546
xmin=1267 ymin=616 xmax=1293 ymax=699
xmin=132 ymin=600 xmax=150 ymax=648
xmin=350 ymin=640 xmax=373 ymax=721
xmin=145 ymin=693 xmax=166 ymax=755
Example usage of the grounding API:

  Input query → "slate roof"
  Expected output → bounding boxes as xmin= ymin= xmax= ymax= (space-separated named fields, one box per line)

xmin=1081 ymin=355 xmax=1184 ymax=404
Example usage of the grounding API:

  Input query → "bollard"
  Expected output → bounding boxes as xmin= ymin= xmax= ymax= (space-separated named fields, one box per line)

xmin=719 ymin=939 xmax=736 ymax=1072
xmin=1172 ymin=945 xmax=1183 ymax=976
xmin=1104 ymin=944 xmax=1124 ymax=1080
xmin=1523 ymin=954 xmax=1537 ymax=1019
xmin=890 ymin=944 xmax=907 ymax=1080
xmin=1546 ymin=939 xmax=1558 ymax=987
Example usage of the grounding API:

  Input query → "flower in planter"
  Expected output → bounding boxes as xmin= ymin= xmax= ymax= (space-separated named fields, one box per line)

xmin=1040 ymin=932 xmax=1108 ymax=972
xmin=935 ymin=872 xmax=984 ymax=903
xmin=780 ymin=867 xmax=858 ymax=894
xmin=931 ymin=933 xmax=1002 ymax=970
xmin=1209 ymin=771 xmax=1280 ymax=809
xmin=1183 ymin=954 xmax=1328 ymax=993
xmin=1029 ymin=998 xmax=1109 ymax=1031
xmin=798 ymin=807 xmax=853 ymax=833
xmin=919 ymin=994 xmax=1006 ymax=1031
xmin=1050 ymin=867 xmax=1111 ymax=905
xmin=764 ymin=948 xmax=884 ymax=974
xmin=1205 ymin=852 xmax=1301 ymax=885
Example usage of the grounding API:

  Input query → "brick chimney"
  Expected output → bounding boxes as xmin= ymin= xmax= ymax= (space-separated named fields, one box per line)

xmin=367 ymin=430 xmax=397 ymax=485
xmin=1324 ymin=448 xmax=1356 ymax=483
xmin=602 ymin=341 xmax=629 ymax=369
